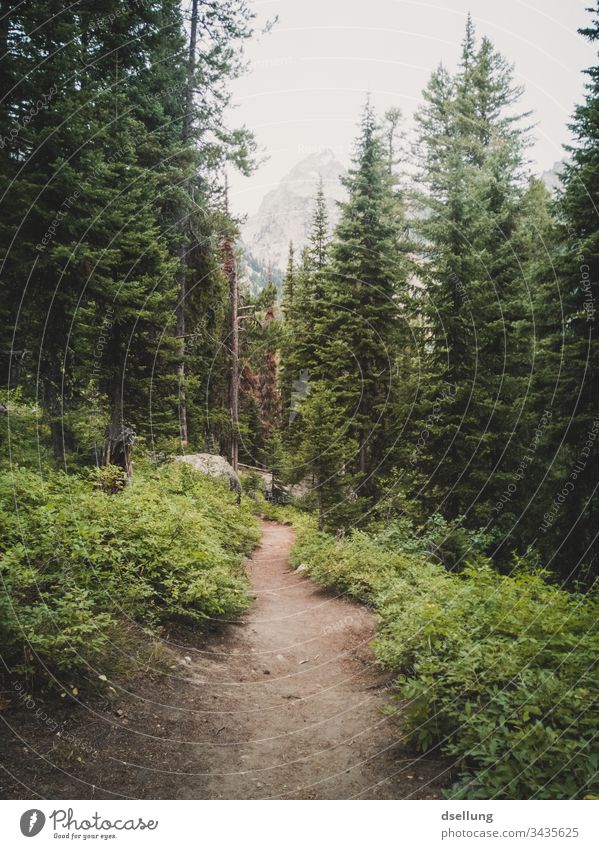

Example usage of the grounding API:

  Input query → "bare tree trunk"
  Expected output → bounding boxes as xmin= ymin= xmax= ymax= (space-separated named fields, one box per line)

xmin=103 ymin=371 xmax=134 ymax=480
xmin=229 ymin=239 xmax=239 ymax=472
xmin=102 ymin=322 xmax=134 ymax=481
xmin=359 ymin=433 xmax=367 ymax=475
xmin=176 ymin=245 xmax=188 ymax=448
xmin=184 ymin=0 xmax=199 ymax=142
xmin=175 ymin=0 xmax=199 ymax=448
xmin=221 ymin=173 xmax=239 ymax=472
xmin=42 ymin=361 xmax=64 ymax=463
xmin=46 ymin=390 xmax=64 ymax=463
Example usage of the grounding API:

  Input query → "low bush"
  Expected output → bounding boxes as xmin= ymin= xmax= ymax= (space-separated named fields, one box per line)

xmin=0 ymin=460 xmax=260 ymax=683
xmin=371 ymin=513 xmax=495 ymax=571
xmin=250 ymin=491 xmax=298 ymax=525
xmin=290 ymin=517 xmax=424 ymax=601
xmin=290 ymin=519 xmax=599 ymax=799
xmin=240 ymin=469 xmax=265 ymax=498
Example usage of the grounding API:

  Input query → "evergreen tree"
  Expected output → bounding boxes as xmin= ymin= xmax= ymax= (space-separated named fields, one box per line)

xmin=528 ymin=3 xmax=599 ymax=581
xmin=279 ymin=187 xmax=331 ymax=440
xmin=0 ymin=1 xmax=258 ymax=469
xmin=281 ymin=241 xmax=295 ymax=317
xmin=397 ymin=19 xmax=532 ymax=526
xmin=309 ymin=179 xmax=329 ymax=272
xmin=63 ymin=2 xmax=192 ymax=466
xmin=256 ymin=289 xmax=280 ymax=450
xmin=291 ymin=381 xmax=358 ymax=529
xmin=0 ymin=2 xmax=101 ymax=456
xmin=315 ymin=103 xmax=408 ymax=497
xmin=279 ymin=241 xmax=296 ymax=422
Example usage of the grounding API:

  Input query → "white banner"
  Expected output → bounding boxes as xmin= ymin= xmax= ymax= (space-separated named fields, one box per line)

xmin=0 ymin=800 xmax=597 ymax=849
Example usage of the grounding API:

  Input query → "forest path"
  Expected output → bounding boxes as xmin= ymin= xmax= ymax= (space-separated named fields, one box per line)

xmin=161 ymin=520 xmax=446 ymax=799
xmin=0 ymin=521 xmax=447 ymax=800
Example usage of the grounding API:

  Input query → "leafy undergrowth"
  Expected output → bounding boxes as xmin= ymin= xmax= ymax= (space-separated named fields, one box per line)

xmin=290 ymin=516 xmax=599 ymax=799
xmin=0 ymin=459 xmax=260 ymax=686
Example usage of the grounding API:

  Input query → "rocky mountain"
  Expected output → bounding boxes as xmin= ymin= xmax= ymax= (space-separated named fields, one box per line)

xmin=241 ymin=149 xmax=346 ymax=292
xmin=239 ymin=151 xmax=568 ymax=296
xmin=540 ymin=159 xmax=567 ymax=194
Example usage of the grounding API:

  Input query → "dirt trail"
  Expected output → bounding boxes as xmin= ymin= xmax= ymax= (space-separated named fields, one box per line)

xmin=0 ymin=521 xmax=447 ymax=800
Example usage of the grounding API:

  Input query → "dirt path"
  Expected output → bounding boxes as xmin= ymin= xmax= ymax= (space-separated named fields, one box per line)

xmin=0 ymin=521 xmax=447 ymax=800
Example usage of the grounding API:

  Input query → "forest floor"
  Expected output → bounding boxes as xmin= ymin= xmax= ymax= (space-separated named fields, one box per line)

xmin=0 ymin=521 xmax=448 ymax=799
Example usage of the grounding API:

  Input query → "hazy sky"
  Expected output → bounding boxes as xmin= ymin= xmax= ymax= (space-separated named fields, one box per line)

xmin=227 ymin=0 xmax=596 ymax=216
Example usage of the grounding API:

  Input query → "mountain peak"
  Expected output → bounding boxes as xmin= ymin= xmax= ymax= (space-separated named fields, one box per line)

xmin=290 ymin=147 xmax=339 ymax=168
xmin=241 ymin=151 xmax=346 ymax=287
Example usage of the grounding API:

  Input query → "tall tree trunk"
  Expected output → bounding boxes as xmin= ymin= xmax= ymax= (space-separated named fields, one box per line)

xmin=227 ymin=237 xmax=239 ymax=472
xmin=176 ymin=246 xmax=188 ymax=447
xmin=184 ymin=0 xmax=199 ymax=143
xmin=102 ymin=327 xmax=134 ymax=480
xmin=43 ymin=375 xmax=63 ymax=463
xmin=175 ymin=0 xmax=199 ymax=448
xmin=104 ymin=379 xmax=134 ymax=479
xmin=359 ymin=433 xmax=367 ymax=474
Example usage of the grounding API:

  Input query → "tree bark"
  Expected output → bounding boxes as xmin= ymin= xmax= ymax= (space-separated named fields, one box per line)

xmin=175 ymin=0 xmax=199 ymax=448
xmin=103 ymin=368 xmax=134 ymax=478
xmin=176 ymin=244 xmax=188 ymax=447
xmin=228 ymin=239 xmax=239 ymax=472
xmin=359 ymin=433 xmax=367 ymax=474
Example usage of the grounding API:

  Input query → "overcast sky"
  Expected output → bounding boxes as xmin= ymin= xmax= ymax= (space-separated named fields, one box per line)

xmin=226 ymin=0 xmax=597 ymax=216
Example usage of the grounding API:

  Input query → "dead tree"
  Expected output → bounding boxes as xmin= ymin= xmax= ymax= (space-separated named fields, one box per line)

xmin=222 ymin=186 xmax=239 ymax=472
xmin=103 ymin=424 xmax=135 ymax=481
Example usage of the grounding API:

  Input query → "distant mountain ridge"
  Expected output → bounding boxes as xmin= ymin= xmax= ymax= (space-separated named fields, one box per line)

xmin=540 ymin=159 xmax=567 ymax=193
xmin=240 ymin=152 xmax=565 ymax=295
xmin=241 ymin=149 xmax=346 ymax=292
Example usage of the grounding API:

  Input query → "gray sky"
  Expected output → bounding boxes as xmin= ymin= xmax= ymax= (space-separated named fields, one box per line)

xmin=227 ymin=0 xmax=597 ymax=215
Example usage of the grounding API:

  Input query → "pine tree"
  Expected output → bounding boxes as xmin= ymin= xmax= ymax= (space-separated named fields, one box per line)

xmin=74 ymin=1 xmax=189 ymax=468
xmin=279 ymin=241 xmax=296 ymax=422
xmin=282 ymin=241 xmax=295 ymax=317
xmin=315 ymin=103 xmax=408 ymax=495
xmin=487 ymin=178 xmax=559 ymax=555
xmin=291 ymin=381 xmax=359 ymax=529
xmin=0 ymin=2 xmax=100 ymax=457
xmin=0 ymin=1 xmax=258 ymax=470
xmin=309 ymin=179 xmax=329 ymax=272
xmin=398 ymin=19 xmax=532 ymax=525
xmin=279 ymin=187 xmax=332 ymax=439
xmin=528 ymin=3 xmax=599 ymax=582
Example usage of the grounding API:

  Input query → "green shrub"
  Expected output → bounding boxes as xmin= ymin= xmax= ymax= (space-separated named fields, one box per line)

xmin=240 ymin=469 xmax=265 ymax=498
xmin=250 ymin=491 xmax=298 ymax=524
xmin=0 ymin=461 xmax=260 ymax=682
xmin=372 ymin=513 xmax=495 ymax=570
xmin=290 ymin=518 xmax=423 ymax=602
xmin=376 ymin=565 xmax=599 ymax=798
xmin=290 ymin=520 xmax=599 ymax=799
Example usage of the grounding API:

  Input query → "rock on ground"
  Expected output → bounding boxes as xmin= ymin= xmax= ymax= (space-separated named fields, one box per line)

xmin=176 ymin=453 xmax=241 ymax=494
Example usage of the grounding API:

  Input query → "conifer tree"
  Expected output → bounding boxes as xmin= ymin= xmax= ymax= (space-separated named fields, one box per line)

xmin=309 ymin=179 xmax=329 ymax=273
xmin=279 ymin=187 xmax=331 ymax=439
xmin=279 ymin=241 xmax=296 ymax=421
xmin=0 ymin=1 xmax=258 ymax=468
xmin=282 ymin=241 xmax=295 ymax=316
xmin=399 ymin=19 xmax=532 ymax=524
xmin=291 ymin=381 xmax=358 ymax=529
xmin=315 ymin=103 xmax=408 ymax=495
xmin=528 ymin=4 xmax=599 ymax=581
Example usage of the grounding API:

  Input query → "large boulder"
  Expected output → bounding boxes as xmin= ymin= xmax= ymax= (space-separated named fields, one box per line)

xmin=176 ymin=453 xmax=241 ymax=496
